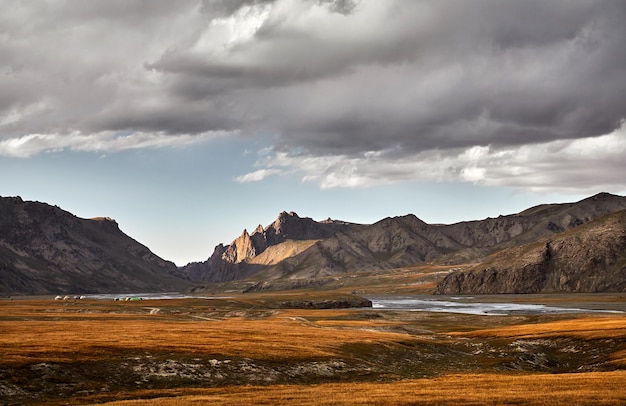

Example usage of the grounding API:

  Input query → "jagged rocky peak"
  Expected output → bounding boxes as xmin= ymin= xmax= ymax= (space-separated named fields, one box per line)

xmin=212 ymin=243 xmax=227 ymax=256
xmin=223 ymin=228 xmax=256 ymax=264
xmin=186 ymin=210 xmax=354 ymax=282
xmin=253 ymin=224 xmax=264 ymax=235
xmin=272 ymin=211 xmax=300 ymax=228
xmin=217 ymin=223 xmax=271 ymax=266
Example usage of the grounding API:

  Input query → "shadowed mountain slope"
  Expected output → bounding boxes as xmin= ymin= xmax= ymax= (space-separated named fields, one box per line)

xmin=436 ymin=209 xmax=626 ymax=294
xmin=0 ymin=196 xmax=191 ymax=295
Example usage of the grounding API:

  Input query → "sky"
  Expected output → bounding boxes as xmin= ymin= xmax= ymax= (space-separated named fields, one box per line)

xmin=1 ymin=0 xmax=626 ymax=265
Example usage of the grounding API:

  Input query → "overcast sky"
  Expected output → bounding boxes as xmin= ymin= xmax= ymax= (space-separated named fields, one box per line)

xmin=2 ymin=0 xmax=625 ymax=265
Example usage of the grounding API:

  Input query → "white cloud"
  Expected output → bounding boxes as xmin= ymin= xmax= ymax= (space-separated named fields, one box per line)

xmin=248 ymin=122 xmax=626 ymax=195
xmin=0 ymin=131 xmax=229 ymax=158
xmin=234 ymin=168 xmax=281 ymax=183
xmin=460 ymin=167 xmax=487 ymax=183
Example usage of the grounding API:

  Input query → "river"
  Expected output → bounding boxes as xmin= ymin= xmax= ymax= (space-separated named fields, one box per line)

xmin=367 ymin=294 xmax=626 ymax=316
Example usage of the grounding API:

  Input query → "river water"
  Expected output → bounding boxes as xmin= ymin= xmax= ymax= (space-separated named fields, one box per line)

xmin=68 ymin=292 xmax=626 ymax=316
xmin=82 ymin=292 xmax=230 ymax=300
xmin=367 ymin=294 xmax=626 ymax=316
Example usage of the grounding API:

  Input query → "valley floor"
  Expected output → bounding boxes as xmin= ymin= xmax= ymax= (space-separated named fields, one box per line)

xmin=2 ymin=292 xmax=626 ymax=405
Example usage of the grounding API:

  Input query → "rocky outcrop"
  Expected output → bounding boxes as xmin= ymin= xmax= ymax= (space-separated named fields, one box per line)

xmin=0 ymin=196 xmax=191 ymax=295
xmin=182 ymin=211 xmax=353 ymax=282
xmin=436 ymin=209 xmax=626 ymax=294
xmin=265 ymin=295 xmax=372 ymax=309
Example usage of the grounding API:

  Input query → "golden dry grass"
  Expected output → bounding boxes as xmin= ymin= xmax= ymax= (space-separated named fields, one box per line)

xmin=3 ymin=298 xmax=626 ymax=405
xmin=0 ymin=317 xmax=413 ymax=363
xmin=609 ymin=349 xmax=626 ymax=367
xmin=455 ymin=315 xmax=626 ymax=340
xmin=0 ymin=300 xmax=414 ymax=365
xmin=312 ymin=319 xmax=404 ymax=328
xmin=97 ymin=371 xmax=626 ymax=405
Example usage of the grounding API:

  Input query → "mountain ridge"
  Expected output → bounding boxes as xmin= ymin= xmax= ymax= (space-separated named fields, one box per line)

xmin=436 ymin=208 xmax=626 ymax=294
xmin=183 ymin=192 xmax=626 ymax=292
xmin=0 ymin=196 xmax=191 ymax=295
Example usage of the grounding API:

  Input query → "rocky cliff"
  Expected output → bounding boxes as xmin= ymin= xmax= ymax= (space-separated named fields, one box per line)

xmin=183 ymin=211 xmax=353 ymax=282
xmin=0 ymin=196 xmax=191 ymax=295
xmin=436 ymin=209 xmax=626 ymax=294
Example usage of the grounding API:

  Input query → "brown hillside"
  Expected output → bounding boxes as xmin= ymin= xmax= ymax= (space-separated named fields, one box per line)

xmin=436 ymin=209 xmax=626 ymax=294
xmin=0 ymin=196 xmax=190 ymax=295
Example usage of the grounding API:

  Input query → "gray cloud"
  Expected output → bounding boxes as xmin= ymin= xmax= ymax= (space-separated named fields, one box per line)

xmin=201 ymin=0 xmax=275 ymax=18
xmin=153 ymin=0 xmax=626 ymax=156
xmin=1 ymin=0 xmax=625 ymax=192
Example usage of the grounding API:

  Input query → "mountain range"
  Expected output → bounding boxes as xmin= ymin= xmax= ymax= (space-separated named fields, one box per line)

xmin=2 ymin=193 xmax=626 ymax=295
xmin=183 ymin=192 xmax=626 ymax=293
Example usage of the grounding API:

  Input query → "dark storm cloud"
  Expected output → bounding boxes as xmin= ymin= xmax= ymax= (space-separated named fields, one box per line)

xmin=144 ymin=0 xmax=626 ymax=159
xmin=272 ymin=1 xmax=626 ymax=156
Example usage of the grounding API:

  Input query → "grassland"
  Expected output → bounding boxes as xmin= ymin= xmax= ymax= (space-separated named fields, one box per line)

xmin=98 ymin=372 xmax=626 ymax=405
xmin=2 ymin=293 xmax=626 ymax=405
